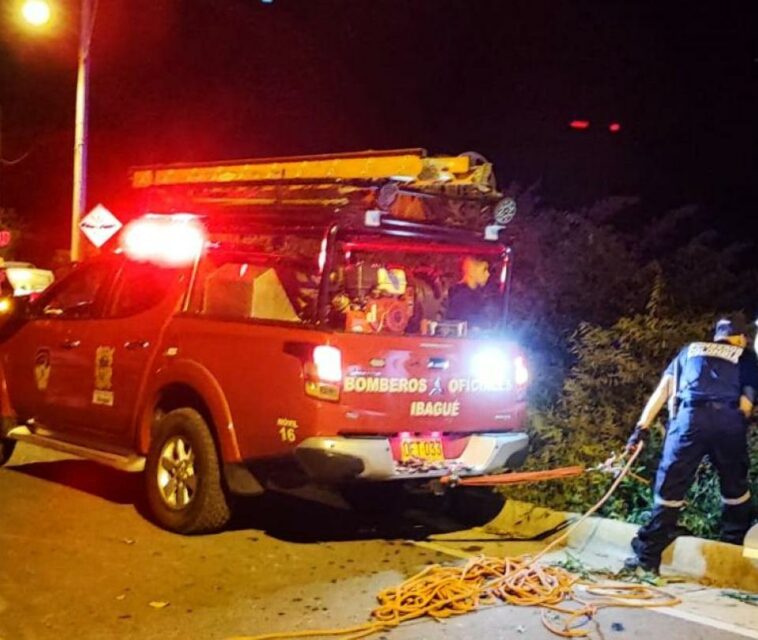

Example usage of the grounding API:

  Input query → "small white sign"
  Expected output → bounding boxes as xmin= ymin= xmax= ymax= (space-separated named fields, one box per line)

xmin=92 ymin=389 xmax=114 ymax=406
xmin=79 ymin=204 xmax=122 ymax=248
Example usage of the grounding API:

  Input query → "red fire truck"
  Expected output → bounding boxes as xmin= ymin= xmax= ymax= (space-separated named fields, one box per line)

xmin=0 ymin=149 xmax=528 ymax=533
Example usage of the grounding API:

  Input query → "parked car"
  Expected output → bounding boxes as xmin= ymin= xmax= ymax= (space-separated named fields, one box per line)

xmin=0 ymin=261 xmax=54 ymax=313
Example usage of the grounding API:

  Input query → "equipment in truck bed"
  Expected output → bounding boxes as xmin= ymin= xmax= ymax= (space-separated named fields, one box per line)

xmin=129 ymin=149 xmax=515 ymax=335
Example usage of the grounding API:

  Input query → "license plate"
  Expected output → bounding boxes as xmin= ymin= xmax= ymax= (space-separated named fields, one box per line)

xmin=400 ymin=438 xmax=444 ymax=463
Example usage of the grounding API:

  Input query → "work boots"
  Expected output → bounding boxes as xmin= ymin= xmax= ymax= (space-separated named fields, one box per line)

xmin=622 ymin=554 xmax=660 ymax=575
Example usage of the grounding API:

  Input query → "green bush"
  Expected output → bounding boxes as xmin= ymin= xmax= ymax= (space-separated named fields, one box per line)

xmin=491 ymin=192 xmax=758 ymax=539
xmin=504 ymin=298 xmax=755 ymax=539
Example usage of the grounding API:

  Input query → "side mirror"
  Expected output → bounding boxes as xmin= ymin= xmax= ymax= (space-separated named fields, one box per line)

xmin=12 ymin=296 xmax=34 ymax=319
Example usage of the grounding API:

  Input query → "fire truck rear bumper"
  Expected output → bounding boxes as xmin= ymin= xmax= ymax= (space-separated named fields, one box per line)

xmin=294 ymin=433 xmax=529 ymax=482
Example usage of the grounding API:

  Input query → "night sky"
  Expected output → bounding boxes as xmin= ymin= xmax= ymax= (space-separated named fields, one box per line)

xmin=1 ymin=1 xmax=756 ymax=260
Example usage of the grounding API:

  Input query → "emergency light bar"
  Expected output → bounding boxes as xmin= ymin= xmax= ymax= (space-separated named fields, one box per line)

xmin=121 ymin=214 xmax=206 ymax=267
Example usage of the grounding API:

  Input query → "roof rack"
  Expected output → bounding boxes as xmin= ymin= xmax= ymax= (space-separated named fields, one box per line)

xmin=130 ymin=148 xmax=500 ymax=204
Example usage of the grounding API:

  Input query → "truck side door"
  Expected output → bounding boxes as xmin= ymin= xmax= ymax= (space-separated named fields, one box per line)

xmin=4 ymin=260 xmax=116 ymax=435
xmin=75 ymin=260 xmax=187 ymax=447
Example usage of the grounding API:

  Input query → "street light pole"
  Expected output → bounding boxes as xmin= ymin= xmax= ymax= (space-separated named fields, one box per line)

xmin=20 ymin=0 xmax=93 ymax=261
xmin=70 ymin=0 xmax=94 ymax=262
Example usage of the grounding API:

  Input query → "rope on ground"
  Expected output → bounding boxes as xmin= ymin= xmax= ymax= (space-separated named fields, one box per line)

xmin=231 ymin=443 xmax=680 ymax=640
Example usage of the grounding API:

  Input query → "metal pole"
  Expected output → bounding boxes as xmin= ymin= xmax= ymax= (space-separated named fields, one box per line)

xmin=71 ymin=0 xmax=93 ymax=262
xmin=316 ymin=223 xmax=339 ymax=325
xmin=501 ymin=246 xmax=514 ymax=331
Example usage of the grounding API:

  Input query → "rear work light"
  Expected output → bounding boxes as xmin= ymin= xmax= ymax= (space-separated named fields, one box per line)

xmin=304 ymin=345 xmax=342 ymax=401
xmin=471 ymin=348 xmax=529 ymax=390
xmin=121 ymin=214 xmax=206 ymax=267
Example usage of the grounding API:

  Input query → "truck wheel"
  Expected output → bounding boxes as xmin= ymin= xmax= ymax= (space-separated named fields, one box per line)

xmin=145 ymin=408 xmax=231 ymax=534
xmin=0 ymin=438 xmax=16 ymax=467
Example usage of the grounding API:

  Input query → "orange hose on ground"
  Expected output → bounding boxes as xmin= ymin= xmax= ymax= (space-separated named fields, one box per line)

xmin=231 ymin=444 xmax=678 ymax=640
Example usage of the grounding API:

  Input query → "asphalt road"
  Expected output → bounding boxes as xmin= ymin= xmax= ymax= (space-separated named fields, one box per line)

xmin=0 ymin=443 xmax=752 ymax=640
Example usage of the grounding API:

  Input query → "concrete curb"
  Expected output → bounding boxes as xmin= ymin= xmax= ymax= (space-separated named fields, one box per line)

xmin=566 ymin=512 xmax=758 ymax=590
xmin=472 ymin=500 xmax=758 ymax=590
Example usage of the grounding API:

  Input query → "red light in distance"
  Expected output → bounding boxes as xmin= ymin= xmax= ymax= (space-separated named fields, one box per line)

xmin=609 ymin=123 xmax=621 ymax=133
xmin=569 ymin=120 xmax=590 ymax=130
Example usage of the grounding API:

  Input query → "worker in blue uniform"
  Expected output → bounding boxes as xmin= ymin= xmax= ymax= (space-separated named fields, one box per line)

xmin=624 ymin=316 xmax=757 ymax=572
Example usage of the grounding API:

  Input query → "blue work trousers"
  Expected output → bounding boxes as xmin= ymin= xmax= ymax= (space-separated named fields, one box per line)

xmin=633 ymin=406 xmax=752 ymax=567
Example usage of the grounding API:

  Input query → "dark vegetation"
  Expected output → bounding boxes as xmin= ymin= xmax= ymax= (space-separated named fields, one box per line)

xmin=501 ymin=187 xmax=758 ymax=538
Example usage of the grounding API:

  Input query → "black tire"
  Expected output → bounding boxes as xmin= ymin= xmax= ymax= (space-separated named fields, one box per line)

xmin=145 ymin=408 xmax=232 ymax=534
xmin=0 ymin=437 xmax=16 ymax=467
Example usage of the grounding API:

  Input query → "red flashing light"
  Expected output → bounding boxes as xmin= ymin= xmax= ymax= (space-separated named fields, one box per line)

xmin=569 ymin=120 xmax=590 ymax=130
xmin=121 ymin=214 xmax=205 ymax=267
xmin=609 ymin=123 xmax=621 ymax=133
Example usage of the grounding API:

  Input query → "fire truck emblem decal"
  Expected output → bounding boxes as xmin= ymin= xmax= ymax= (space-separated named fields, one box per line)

xmin=429 ymin=377 xmax=443 ymax=396
xmin=93 ymin=346 xmax=115 ymax=406
xmin=33 ymin=349 xmax=51 ymax=391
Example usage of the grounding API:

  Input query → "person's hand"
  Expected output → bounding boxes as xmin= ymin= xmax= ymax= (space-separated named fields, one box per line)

xmin=625 ymin=424 xmax=650 ymax=453
xmin=599 ymin=452 xmax=620 ymax=473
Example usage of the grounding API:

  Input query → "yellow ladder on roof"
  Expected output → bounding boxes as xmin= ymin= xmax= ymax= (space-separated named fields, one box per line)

xmin=130 ymin=149 xmax=492 ymax=192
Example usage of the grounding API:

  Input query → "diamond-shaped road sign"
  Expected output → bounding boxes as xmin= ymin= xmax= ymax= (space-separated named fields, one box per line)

xmin=79 ymin=204 xmax=123 ymax=248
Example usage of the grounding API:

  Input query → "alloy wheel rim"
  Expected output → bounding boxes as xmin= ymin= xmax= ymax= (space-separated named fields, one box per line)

xmin=156 ymin=435 xmax=197 ymax=510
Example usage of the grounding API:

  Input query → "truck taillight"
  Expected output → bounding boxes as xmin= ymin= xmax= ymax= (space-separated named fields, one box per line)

xmin=514 ymin=355 xmax=529 ymax=386
xmin=313 ymin=345 xmax=342 ymax=382
xmin=304 ymin=345 xmax=342 ymax=401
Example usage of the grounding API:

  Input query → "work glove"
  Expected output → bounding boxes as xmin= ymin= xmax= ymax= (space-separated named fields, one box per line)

xmin=625 ymin=424 xmax=650 ymax=453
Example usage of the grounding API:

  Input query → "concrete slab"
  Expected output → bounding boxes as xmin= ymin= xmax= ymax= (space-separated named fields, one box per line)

xmin=381 ymin=601 xmax=751 ymax=640
xmin=661 ymin=584 xmax=758 ymax=639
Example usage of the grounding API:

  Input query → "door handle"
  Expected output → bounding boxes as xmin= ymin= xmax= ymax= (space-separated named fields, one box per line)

xmin=124 ymin=340 xmax=150 ymax=351
xmin=61 ymin=339 xmax=81 ymax=350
